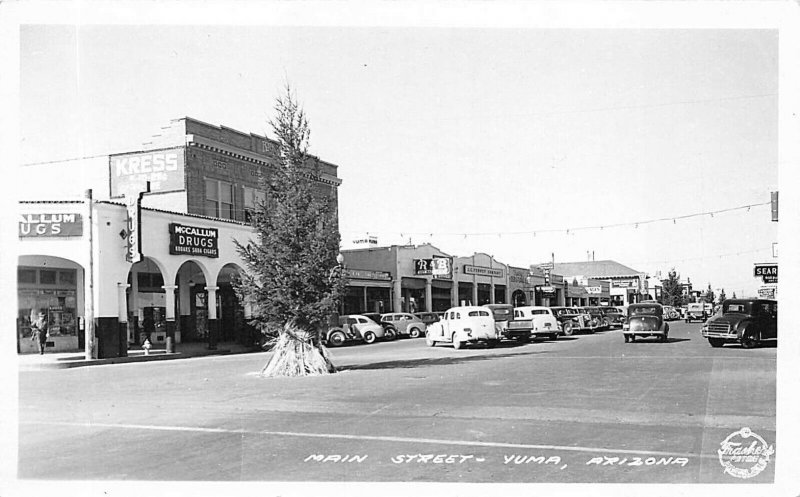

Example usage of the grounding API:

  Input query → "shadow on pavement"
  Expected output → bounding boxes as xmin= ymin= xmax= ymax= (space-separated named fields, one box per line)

xmin=339 ymin=349 xmax=550 ymax=371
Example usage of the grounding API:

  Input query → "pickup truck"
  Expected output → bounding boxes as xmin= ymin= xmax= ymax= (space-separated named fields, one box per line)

xmin=483 ymin=304 xmax=534 ymax=341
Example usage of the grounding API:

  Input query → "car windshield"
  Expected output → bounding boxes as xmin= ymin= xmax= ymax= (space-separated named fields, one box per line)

xmin=630 ymin=306 xmax=659 ymax=316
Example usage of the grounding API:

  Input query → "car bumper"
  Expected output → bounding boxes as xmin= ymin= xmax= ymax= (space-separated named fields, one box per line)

xmin=702 ymin=331 xmax=737 ymax=339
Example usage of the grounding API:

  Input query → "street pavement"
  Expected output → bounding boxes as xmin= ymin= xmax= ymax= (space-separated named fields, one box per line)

xmin=17 ymin=321 xmax=776 ymax=486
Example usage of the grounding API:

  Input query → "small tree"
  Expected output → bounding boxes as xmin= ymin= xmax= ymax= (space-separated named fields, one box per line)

xmin=234 ymin=86 xmax=346 ymax=377
xmin=704 ymin=284 xmax=715 ymax=306
xmin=660 ymin=268 xmax=684 ymax=307
xmin=717 ymin=288 xmax=726 ymax=304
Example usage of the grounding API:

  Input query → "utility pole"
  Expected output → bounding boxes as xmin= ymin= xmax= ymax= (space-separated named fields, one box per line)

xmin=85 ymin=189 xmax=95 ymax=360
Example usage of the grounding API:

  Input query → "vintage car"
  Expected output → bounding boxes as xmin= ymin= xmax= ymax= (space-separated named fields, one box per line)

xmin=623 ymin=303 xmax=669 ymax=342
xmin=685 ymin=303 xmax=712 ymax=323
xmin=426 ymin=306 xmax=499 ymax=349
xmin=513 ymin=306 xmax=561 ymax=340
xmin=662 ymin=305 xmax=681 ymax=321
xmin=362 ymin=313 xmax=398 ymax=340
xmin=414 ymin=312 xmax=441 ymax=329
xmin=483 ymin=303 xmax=533 ymax=341
xmin=324 ymin=314 xmax=389 ymax=346
xmin=580 ymin=307 xmax=609 ymax=331
xmin=599 ymin=306 xmax=626 ymax=329
xmin=701 ymin=299 xmax=777 ymax=348
xmin=381 ymin=312 xmax=427 ymax=338
xmin=549 ymin=307 xmax=600 ymax=335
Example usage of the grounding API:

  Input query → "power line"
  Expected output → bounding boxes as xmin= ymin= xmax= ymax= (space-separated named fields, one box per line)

xmin=342 ymin=201 xmax=770 ymax=238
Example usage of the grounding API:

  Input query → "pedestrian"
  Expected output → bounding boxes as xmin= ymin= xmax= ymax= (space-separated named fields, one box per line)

xmin=30 ymin=311 xmax=49 ymax=355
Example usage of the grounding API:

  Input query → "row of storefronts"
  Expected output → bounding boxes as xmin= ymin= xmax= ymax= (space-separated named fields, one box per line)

xmin=16 ymin=117 xmax=649 ymax=355
xmin=337 ymin=246 xmax=634 ymax=315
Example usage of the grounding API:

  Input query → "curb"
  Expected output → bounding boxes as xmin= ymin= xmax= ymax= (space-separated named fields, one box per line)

xmin=25 ymin=348 xmax=238 ymax=370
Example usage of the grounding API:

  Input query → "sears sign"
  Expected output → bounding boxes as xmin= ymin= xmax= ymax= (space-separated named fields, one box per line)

xmin=110 ymin=148 xmax=185 ymax=197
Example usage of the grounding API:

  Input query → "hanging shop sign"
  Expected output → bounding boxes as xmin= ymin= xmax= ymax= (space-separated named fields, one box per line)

xmin=758 ymin=286 xmax=777 ymax=299
xmin=463 ymin=264 xmax=504 ymax=278
xmin=586 ymin=286 xmax=602 ymax=294
xmin=753 ymin=264 xmax=777 ymax=284
xmin=110 ymin=147 xmax=185 ymax=197
xmin=344 ymin=269 xmax=392 ymax=281
xmin=537 ymin=286 xmax=556 ymax=296
xmin=123 ymin=184 xmax=150 ymax=263
xmin=612 ymin=279 xmax=637 ymax=288
xmin=169 ymin=223 xmax=219 ymax=258
xmin=19 ymin=213 xmax=83 ymax=238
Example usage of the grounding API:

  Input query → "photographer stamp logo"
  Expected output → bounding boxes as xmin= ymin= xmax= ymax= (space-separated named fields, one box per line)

xmin=718 ymin=427 xmax=775 ymax=479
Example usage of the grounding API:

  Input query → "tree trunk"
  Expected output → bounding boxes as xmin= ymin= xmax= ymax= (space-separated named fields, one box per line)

xmin=260 ymin=322 xmax=336 ymax=377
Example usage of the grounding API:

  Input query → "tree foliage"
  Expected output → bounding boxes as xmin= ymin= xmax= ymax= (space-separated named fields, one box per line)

xmin=233 ymin=86 xmax=346 ymax=375
xmin=660 ymin=268 xmax=685 ymax=307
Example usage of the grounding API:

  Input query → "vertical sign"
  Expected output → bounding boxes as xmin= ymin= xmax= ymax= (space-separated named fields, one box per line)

xmin=123 ymin=182 xmax=150 ymax=263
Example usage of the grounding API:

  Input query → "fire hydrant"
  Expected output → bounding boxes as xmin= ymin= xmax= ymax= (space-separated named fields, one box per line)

xmin=142 ymin=338 xmax=152 ymax=355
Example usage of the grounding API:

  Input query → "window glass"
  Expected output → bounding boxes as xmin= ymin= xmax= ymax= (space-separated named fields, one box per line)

xmin=205 ymin=179 xmax=218 ymax=200
xmin=18 ymin=268 xmax=36 ymax=284
xmin=59 ymin=270 xmax=76 ymax=286
xmin=358 ymin=318 xmax=367 ymax=324
xmin=39 ymin=270 xmax=56 ymax=285
xmin=531 ymin=310 xmax=546 ymax=315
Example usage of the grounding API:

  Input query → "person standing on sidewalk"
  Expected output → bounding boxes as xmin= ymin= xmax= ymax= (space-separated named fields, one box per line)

xmin=30 ymin=311 xmax=49 ymax=355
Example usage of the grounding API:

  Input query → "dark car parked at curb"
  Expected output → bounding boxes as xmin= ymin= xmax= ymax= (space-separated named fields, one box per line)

xmin=550 ymin=307 xmax=599 ymax=336
xmin=415 ymin=312 xmax=441 ymax=329
xmin=701 ymin=299 xmax=777 ymax=348
xmin=580 ymin=306 xmax=609 ymax=331
xmin=599 ymin=306 xmax=626 ymax=329
xmin=623 ymin=303 xmax=669 ymax=343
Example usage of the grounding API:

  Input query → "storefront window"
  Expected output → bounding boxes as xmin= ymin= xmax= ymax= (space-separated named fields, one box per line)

xmin=59 ymin=270 xmax=76 ymax=286
xmin=243 ymin=186 xmax=267 ymax=223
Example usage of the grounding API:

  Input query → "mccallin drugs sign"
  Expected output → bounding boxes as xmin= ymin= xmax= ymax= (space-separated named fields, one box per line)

xmin=169 ymin=223 xmax=219 ymax=258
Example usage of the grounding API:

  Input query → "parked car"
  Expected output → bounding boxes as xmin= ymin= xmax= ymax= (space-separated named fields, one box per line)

xmin=381 ymin=312 xmax=427 ymax=338
xmin=580 ymin=306 xmax=608 ymax=331
xmin=685 ymin=303 xmax=712 ymax=323
xmin=483 ymin=303 xmax=533 ymax=341
xmin=513 ymin=306 xmax=561 ymax=340
xmin=599 ymin=306 xmax=626 ymax=329
xmin=426 ymin=306 xmax=499 ymax=349
xmin=324 ymin=314 xmax=388 ymax=347
xmin=549 ymin=307 xmax=600 ymax=335
xmin=362 ymin=313 xmax=398 ymax=340
xmin=623 ymin=303 xmax=669 ymax=343
xmin=701 ymin=299 xmax=777 ymax=348
xmin=662 ymin=305 xmax=680 ymax=321
xmin=414 ymin=312 xmax=441 ymax=330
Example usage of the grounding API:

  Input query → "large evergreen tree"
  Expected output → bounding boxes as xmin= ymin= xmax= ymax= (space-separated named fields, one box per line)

xmin=234 ymin=86 xmax=346 ymax=377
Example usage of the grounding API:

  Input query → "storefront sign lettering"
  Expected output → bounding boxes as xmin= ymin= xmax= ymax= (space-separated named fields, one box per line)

xmin=124 ymin=186 xmax=148 ymax=263
xmin=612 ymin=280 xmax=637 ymax=288
xmin=19 ymin=213 xmax=83 ymax=237
xmin=586 ymin=286 xmax=602 ymax=294
xmin=110 ymin=148 xmax=185 ymax=197
xmin=753 ymin=265 xmax=777 ymax=284
xmin=169 ymin=223 xmax=219 ymax=258
xmin=463 ymin=264 xmax=504 ymax=278
xmin=344 ymin=269 xmax=392 ymax=281
xmin=415 ymin=257 xmax=452 ymax=278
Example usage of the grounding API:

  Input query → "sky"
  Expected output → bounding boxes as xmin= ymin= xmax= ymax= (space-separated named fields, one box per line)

xmin=12 ymin=8 xmax=786 ymax=298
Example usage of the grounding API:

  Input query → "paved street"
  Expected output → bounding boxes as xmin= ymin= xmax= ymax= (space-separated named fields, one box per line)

xmin=18 ymin=320 xmax=776 ymax=484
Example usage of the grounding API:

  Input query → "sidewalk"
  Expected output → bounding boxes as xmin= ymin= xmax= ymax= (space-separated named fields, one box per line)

xmin=18 ymin=341 xmax=260 ymax=370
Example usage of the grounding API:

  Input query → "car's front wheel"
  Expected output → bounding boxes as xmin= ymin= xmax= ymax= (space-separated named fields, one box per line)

xmin=362 ymin=331 xmax=376 ymax=344
xmin=741 ymin=330 xmax=760 ymax=349
xmin=409 ymin=327 xmax=422 ymax=339
xmin=562 ymin=322 xmax=574 ymax=336
xmin=425 ymin=332 xmax=436 ymax=347
xmin=452 ymin=333 xmax=463 ymax=350
xmin=708 ymin=338 xmax=725 ymax=348
xmin=384 ymin=328 xmax=397 ymax=341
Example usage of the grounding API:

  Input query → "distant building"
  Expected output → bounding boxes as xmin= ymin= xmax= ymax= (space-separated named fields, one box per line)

xmin=550 ymin=260 xmax=648 ymax=306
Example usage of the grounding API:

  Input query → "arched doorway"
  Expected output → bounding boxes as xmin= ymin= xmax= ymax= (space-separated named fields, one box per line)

xmin=511 ymin=290 xmax=527 ymax=307
xmin=216 ymin=263 xmax=248 ymax=344
xmin=127 ymin=257 xmax=168 ymax=347
xmin=175 ymin=261 xmax=208 ymax=343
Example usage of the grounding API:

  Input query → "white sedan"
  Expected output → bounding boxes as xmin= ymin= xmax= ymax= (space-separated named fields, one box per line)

xmin=513 ymin=306 xmax=561 ymax=340
xmin=425 ymin=306 xmax=499 ymax=349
